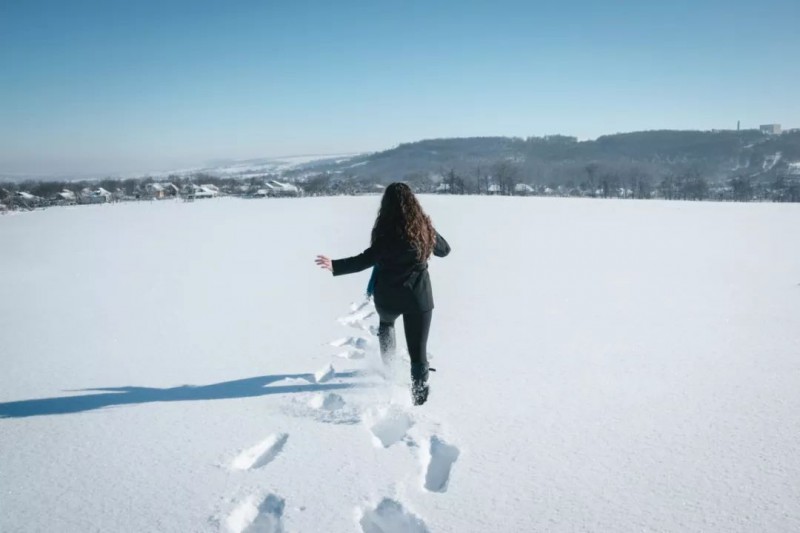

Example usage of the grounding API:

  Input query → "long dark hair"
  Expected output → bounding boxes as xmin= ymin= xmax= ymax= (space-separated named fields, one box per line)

xmin=371 ymin=183 xmax=436 ymax=260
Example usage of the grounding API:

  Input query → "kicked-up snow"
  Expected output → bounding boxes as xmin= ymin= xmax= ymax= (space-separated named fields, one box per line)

xmin=1 ymin=196 xmax=800 ymax=532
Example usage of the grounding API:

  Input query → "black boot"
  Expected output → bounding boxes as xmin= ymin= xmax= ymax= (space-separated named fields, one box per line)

xmin=411 ymin=363 xmax=430 ymax=406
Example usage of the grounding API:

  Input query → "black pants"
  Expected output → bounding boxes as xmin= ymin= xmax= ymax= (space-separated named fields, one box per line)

xmin=376 ymin=307 xmax=432 ymax=377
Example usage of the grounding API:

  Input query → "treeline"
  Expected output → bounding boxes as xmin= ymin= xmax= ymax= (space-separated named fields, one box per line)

xmin=3 ymin=164 xmax=799 ymax=213
xmin=302 ymin=161 xmax=800 ymax=202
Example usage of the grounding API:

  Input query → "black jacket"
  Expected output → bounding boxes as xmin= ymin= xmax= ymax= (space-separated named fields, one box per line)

xmin=332 ymin=231 xmax=451 ymax=313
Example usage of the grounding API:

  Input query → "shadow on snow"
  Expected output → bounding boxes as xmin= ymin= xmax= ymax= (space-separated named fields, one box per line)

xmin=0 ymin=371 xmax=367 ymax=419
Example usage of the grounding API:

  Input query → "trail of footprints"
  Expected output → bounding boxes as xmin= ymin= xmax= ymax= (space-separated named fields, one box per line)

xmin=216 ymin=299 xmax=459 ymax=532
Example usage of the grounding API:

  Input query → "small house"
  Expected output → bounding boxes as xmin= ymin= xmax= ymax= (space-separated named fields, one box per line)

xmin=265 ymin=180 xmax=302 ymax=197
xmin=145 ymin=183 xmax=166 ymax=199
xmin=81 ymin=188 xmax=112 ymax=204
xmin=14 ymin=191 xmax=43 ymax=207
xmin=53 ymin=189 xmax=77 ymax=205
xmin=514 ymin=183 xmax=535 ymax=195
xmin=145 ymin=182 xmax=179 ymax=199
xmin=184 ymin=184 xmax=219 ymax=200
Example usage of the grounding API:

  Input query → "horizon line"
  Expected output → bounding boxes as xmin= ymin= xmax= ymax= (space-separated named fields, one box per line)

xmin=1 ymin=125 xmax=795 ymax=181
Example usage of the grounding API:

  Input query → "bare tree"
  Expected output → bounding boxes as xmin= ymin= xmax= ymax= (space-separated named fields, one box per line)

xmin=493 ymin=160 xmax=519 ymax=195
xmin=443 ymin=168 xmax=465 ymax=194
xmin=584 ymin=162 xmax=599 ymax=196
xmin=730 ymin=176 xmax=753 ymax=202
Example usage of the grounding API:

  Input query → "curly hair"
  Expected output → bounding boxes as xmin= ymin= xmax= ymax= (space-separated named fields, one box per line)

xmin=371 ymin=182 xmax=436 ymax=261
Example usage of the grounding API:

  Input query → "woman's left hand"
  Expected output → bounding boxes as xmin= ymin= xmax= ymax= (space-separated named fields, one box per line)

xmin=315 ymin=255 xmax=333 ymax=272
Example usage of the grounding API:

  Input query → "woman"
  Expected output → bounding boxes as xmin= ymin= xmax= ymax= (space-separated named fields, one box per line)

xmin=315 ymin=183 xmax=451 ymax=406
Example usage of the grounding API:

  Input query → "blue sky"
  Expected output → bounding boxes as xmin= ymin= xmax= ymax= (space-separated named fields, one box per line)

xmin=1 ymin=0 xmax=798 ymax=176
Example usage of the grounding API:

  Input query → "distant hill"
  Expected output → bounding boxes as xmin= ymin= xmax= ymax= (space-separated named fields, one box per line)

xmin=288 ymin=130 xmax=800 ymax=186
xmin=4 ymin=130 xmax=799 ymax=188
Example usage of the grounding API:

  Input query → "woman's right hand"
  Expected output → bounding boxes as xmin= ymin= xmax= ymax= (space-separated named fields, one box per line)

xmin=315 ymin=255 xmax=333 ymax=272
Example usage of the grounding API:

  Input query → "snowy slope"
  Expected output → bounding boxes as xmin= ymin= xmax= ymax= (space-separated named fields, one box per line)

xmin=145 ymin=153 xmax=364 ymax=180
xmin=1 ymin=197 xmax=800 ymax=532
xmin=195 ymin=153 xmax=363 ymax=176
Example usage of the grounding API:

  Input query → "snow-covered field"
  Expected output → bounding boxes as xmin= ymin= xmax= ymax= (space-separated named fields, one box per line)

xmin=1 ymin=196 xmax=799 ymax=532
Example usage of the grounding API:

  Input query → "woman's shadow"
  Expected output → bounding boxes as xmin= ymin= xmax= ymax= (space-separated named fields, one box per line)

xmin=0 ymin=371 xmax=365 ymax=419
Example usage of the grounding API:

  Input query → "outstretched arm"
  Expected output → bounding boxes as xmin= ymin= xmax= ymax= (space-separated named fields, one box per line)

xmin=433 ymin=231 xmax=451 ymax=257
xmin=316 ymin=247 xmax=376 ymax=276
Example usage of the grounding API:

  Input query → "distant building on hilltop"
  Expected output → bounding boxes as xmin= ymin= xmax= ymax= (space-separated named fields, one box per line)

xmin=760 ymin=124 xmax=782 ymax=135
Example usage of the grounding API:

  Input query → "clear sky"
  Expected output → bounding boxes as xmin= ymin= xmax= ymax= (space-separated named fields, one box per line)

xmin=1 ymin=0 xmax=798 ymax=176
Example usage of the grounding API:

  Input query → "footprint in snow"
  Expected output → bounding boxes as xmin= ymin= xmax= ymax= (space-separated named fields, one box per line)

xmin=335 ymin=348 xmax=366 ymax=360
xmin=313 ymin=363 xmax=335 ymax=384
xmin=359 ymin=498 xmax=429 ymax=533
xmin=349 ymin=299 xmax=373 ymax=313
xmin=424 ymin=436 xmax=460 ymax=493
xmin=281 ymin=392 xmax=361 ymax=425
xmin=330 ymin=336 xmax=370 ymax=350
xmin=230 ymin=433 xmax=289 ymax=471
xmin=368 ymin=406 xmax=414 ymax=448
xmin=223 ymin=493 xmax=285 ymax=533
xmin=338 ymin=309 xmax=377 ymax=330
xmin=308 ymin=392 xmax=346 ymax=411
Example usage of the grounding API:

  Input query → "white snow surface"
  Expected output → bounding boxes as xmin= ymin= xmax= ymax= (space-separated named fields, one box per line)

xmin=762 ymin=152 xmax=782 ymax=172
xmin=2 ymin=196 xmax=800 ymax=532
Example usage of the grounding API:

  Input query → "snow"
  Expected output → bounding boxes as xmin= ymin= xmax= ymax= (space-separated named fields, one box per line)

xmin=313 ymin=363 xmax=336 ymax=384
xmin=56 ymin=190 xmax=77 ymax=201
xmin=197 ymin=154 xmax=361 ymax=176
xmin=359 ymin=498 xmax=429 ymax=533
xmin=221 ymin=493 xmax=285 ymax=532
xmin=423 ymin=436 xmax=459 ymax=493
xmin=267 ymin=153 xmax=359 ymax=168
xmin=230 ymin=433 xmax=289 ymax=471
xmin=762 ymin=151 xmax=782 ymax=171
xmin=2 ymin=196 xmax=800 ymax=532
xmin=133 ymin=153 xmax=363 ymax=181
xmin=308 ymin=392 xmax=346 ymax=411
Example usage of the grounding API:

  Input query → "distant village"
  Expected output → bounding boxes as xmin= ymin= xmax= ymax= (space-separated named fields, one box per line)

xmin=0 ymin=177 xmax=306 ymax=212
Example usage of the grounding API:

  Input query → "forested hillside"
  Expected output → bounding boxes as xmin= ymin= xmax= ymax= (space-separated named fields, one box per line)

xmin=294 ymin=130 xmax=800 ymax=191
